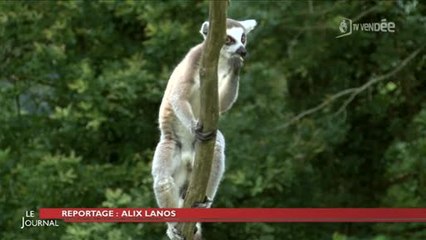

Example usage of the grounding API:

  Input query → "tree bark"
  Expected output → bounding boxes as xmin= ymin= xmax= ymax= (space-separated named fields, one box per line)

xmin=177 ymin=1 xmax=227 ymax=239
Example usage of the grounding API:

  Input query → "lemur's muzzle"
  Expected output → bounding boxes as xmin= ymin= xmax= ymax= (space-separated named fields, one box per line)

xmin=236 ymin=46 xmax=247 ymax=58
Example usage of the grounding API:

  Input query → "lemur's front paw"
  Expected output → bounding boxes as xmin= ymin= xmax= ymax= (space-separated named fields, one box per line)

xmin=167 ymin=225 xmax=185 ymax=240
xmin=192 ymin=196 xmax=213 ymax=208
xmin=194 ymin=121 xmax=216 ymax=142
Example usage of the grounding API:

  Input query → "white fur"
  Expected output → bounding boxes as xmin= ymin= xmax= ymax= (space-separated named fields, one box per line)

xmin=224 ymin=27 xmax=245 ymax=57
xmin=199 ymin=19 xmax=257 ymax=40
xmin=200 ymin=21 xmax=209 ymax=39
xmin=239 ymin=19 xmax=257 ymax=33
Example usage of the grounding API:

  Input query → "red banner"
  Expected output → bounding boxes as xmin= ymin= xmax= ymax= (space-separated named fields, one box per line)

xmin=39 ymin=208 xmax=426 ymax=223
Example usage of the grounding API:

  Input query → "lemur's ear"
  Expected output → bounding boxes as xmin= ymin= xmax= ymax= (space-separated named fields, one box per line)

xmin=239 ymin=19 xmax=257 ymax=33
xmin=200 ymin=21 xmax=209 ymax=39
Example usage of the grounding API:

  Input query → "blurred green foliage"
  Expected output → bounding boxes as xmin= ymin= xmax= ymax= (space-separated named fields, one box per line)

xmin=0 ymin=0 xmax=425 ymax=239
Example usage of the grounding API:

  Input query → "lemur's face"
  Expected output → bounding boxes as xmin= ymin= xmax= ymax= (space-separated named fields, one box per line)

xmin=200 ymin=19 xmax=257 ymax=59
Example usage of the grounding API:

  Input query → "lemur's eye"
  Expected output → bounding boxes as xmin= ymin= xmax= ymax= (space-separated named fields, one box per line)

xmin=225 ymin=36 xmax=236 ymax=45
xmin=241 ymin=34 xmax=246 ymax=44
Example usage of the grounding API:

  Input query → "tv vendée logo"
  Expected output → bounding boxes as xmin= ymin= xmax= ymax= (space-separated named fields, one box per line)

xmin=336 ymin=17 xmax=396 ymax=38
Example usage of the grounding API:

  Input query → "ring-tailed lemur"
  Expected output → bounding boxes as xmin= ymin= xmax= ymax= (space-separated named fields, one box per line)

xmin=152 ymin=18 xmax=257 ymax=240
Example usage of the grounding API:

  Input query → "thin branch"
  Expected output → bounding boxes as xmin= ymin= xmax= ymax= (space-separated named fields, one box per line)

xmin=276 ymin=88 xmax=356 ymax=130
xmin=284 ymin=1 xmax=343 ymax=17
xmin=11 ymin=75 xmax=22 ymax=118
xmin=334 ymin=46 xmax=423 ymax=115
xmin=308 ymin=0 xmax=314 ymax=14
xmin=276 ymin=46 xmax=424 ymax=130
xmin=352 ymin=5 xmax=382 ymax=22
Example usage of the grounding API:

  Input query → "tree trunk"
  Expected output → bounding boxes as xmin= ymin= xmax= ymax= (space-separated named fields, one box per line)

xmin=177 ymin=1 xmax=227 ymax=239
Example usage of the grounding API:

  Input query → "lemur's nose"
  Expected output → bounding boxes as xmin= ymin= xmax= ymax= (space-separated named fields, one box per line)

xmin=236 ymin=46 xmax=247 ymax=57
